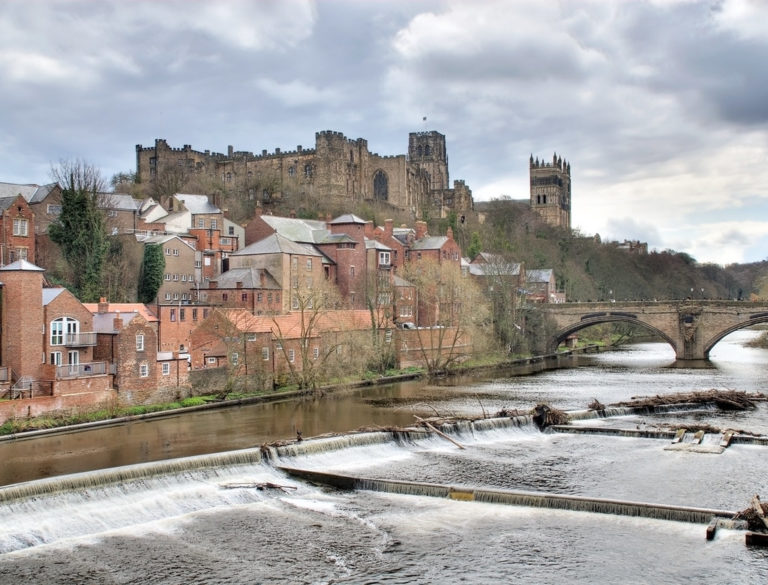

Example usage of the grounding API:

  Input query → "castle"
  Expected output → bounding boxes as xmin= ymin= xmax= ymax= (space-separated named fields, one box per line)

xmin=530 ymin=153 xmax=571 ymax=230
xmin=136 ymin=130 xmax=474 ymax=218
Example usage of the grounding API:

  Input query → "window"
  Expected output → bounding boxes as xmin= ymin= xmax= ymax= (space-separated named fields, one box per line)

xmin=12 ymin=218 xmax=28 ymax=236
xmin=241 ymin=293 xmax=248 ymax=302
xmin=165 ymin=293 xmax=171 ymax=300
xmin=170 ymin=309 xmax=176 ymax=322
xmin=306 ymin=258 xmax=312 ymax=271
xmin=50 ymin=351 xmax=62 ymax=365
xmin=17 ymin=248 xmax=28 ymax=260
xmin=173 ymin=293 xmax=179 ymax=300
xmin=257 ymin=292 xmax=263 ymax=302
xmin=379 ymin=251 xmax=391 ymax=266
xmin=288 ymin=166 xmax=295 ymax=177
xmin=207 ymin=356 xmax=217 ymax=364
xmin=173 ymin=274 xmax=179 ymax=281
xmin=230 ymin=352 xmax=238 ymax=366
xmin=350 ymin=266 xmax=355 ymax=278
xmin=165 ymin=248 xmax=171 ymax=255
xmin=262 ymin=347 xmax=270 ymax=360
xmin=205 ymin=257 xmax=211 ymax=266
xmin=139 ymin=363 xmax=149 ymax=377
xmin=228 ymin=226 xmax=235 ymax=236
xmin=198 ymin=219 xmax=205 ymax=228
xmin=305 ymin=277 xmax=312 ymax=289
xmin=292 ymin=296 xmax=299 ymax=309
xmin=304 ymin=164 xmax=313 ymax=178
xmin=50 ymin=317 xmax=78 ymax=346
xmin=192 ymin=309 xmax=198 ymax=321
xmin=385 ymin=329 xmax=393 ymax=343
xmin=222 ymin=293 xmax=228 ymax=301
xmin=288 ymin=349 xmax=295 ymax=362
xmin=173 ymin=249 xmax=179 ymax=256
xmin=195 ymin=260 xmax=202 ymax=268
xmin=136 ymin=334 xmax=145 ymax=351
xmin=275 ymin=340 xmax=282 ymax=350
xmin=313 ymin=347 xmax=319 ymax=360
xmin=164 ymin=273 xmax=171 ymax=281
xmin=47 ymin=204 xmax=62 ymax=215
xmin=221 ymin=237 xmax=230 ymax=245
xmin=247 ymin=333 xmax=257 ymax=341
xmin=179 ymin=309 xmax=185 ymax=321
xmin=162 ymin=363 xmax=170 ymax=376
xmin=211 ymin=219 xmax=217 ymax=230
xmin=267 ymin=293 xmax=272 ymax=303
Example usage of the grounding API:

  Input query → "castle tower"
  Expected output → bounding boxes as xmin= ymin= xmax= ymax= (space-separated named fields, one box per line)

xmin=0 ymin=260 xmax=45 ymax=379
xmin=408 ymin=131 xmax=449 ymax=191
xmin=529 ymin=153 xmax=571 ymax=230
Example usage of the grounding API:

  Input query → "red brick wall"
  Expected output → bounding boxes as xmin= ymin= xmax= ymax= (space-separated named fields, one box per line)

xmin=0 ymin=267 xmax=44 ymax=379
xmin=43 ymin=290 xmax=95 ymax=369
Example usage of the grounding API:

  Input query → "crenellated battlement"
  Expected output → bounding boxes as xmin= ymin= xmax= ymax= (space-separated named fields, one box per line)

xmin=530 ymin=152 xmax=570 ymax=175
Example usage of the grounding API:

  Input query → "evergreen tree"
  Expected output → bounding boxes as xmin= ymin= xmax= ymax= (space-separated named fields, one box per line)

xmin=48 ymin=161 xmax=109 ymax=302
xmin=138 ymin=244 xmax=166 ymax=304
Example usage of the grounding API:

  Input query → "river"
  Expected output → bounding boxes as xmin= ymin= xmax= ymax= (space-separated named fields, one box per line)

xmin=0 ymin=331 xmax=766 ymax=583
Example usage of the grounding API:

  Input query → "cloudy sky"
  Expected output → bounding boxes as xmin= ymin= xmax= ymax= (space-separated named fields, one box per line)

xmin=2 ymin=0 xmax=767 ymax=266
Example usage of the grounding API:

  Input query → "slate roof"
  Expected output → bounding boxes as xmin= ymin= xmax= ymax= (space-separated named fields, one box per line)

xmin=393 ymin=275 xmax=415 ymax=288
xmin=0 ymin=196 xmax=21 ymax=212
xmin=0 ymin=259 xmax=45 ymax=272
xmin=233 ymin=233 xmax=323 ymax=257
xmin=328 ymin=213 xmax=367 ymax=225
xmin=175 ymin=194 xmax=221 ymax=214
xmin=0 ymin=182 xmax=57 ymax=203
xmin=259 ymin=215 xmax=328 ymax=243
xmin=468 ymin=262 xmax=522 ymax=277
xmin=42 ymin=288 xmax=66 ymax=305
xmin=365 ymin=238 xmax=392 ymax=251
xmin=411 ymin=236 xmax=448 ymax=250
xmin=82 ymin=302 xmax=159 ymax=323
xmin=210 ymin=267 xmax=281 ymax=290
xmin=526 ymin=269 xmax=554 ymax=283
xmin=99 ymin=193 xmax=141 ymax=211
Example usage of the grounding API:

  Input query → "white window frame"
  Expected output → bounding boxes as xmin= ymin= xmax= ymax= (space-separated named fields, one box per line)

xmin=162 ymin=362 xmax=170 ymax=376
xmin=139 ymin=363 xmax=149 ymax=377
xmin=262 ymin=347 xmax=270 ymax=361
xmin=136 ymin=334 xmax=145 ymax=352
xmin=12 ymin=218 xmax=28 ymax=236
xmin=288 ymin=349 xmax=295 ymax=363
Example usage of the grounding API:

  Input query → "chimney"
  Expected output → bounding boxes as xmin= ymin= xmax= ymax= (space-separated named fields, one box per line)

xmin=98 ymin=297 xmax=109 ymax=314
xmin=236 ymin=281 xmax=243 ymax=289
xmin=113 ymin=312 xmax=123 ymax=331
xmin=210 ymin=281 xmax=218 ymax=289
xmin=364 ymin=221 xmax=374 ymax=239
xmin=385 ymin=219 xmax=393 ymax=238
xmin=415 ymin=220 xmax=428 ymax=240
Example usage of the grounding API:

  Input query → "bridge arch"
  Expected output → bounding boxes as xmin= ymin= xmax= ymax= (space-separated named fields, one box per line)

xmin=702 ymin=313 xmax=768 ymax=358
xmin=549 ymin=314 xmax=677 ymax=355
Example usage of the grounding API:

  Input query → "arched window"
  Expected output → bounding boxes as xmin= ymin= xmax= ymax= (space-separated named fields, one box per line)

xmin=50 ymin=317 xmax=79 ymax=346
xmin=373 ymin=170 xmax=388 ymax=201
xmin=304 ymin=164 xmax=313 ymax=178
xmin=424 ymin=144 xmax=431 ymax=156
xmin=417 ymin=145 xmax=423 ymax=157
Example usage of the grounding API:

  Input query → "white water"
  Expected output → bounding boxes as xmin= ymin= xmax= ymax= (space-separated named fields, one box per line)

xmin=1 ymin=331 xmax=767 ymax=583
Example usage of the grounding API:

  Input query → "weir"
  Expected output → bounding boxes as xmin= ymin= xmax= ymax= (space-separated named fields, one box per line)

xmin=279 ymin=467 xmax=738 ymax=525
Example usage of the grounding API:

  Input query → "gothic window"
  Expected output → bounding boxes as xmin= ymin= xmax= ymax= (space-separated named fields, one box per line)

xmin=304 ymin=164 xmax=313 ymax=178
xmin=424 ymin=144 xmax=431 ymax=156
xmin=288 ymin=166 xmax=295 ymax=177
xmin=417 ymin=145 xmax=423 ymax=157
xmin=373 ymin=170 xmax=388 ymax=201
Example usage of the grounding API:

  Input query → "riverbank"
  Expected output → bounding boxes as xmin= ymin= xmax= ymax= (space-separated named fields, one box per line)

xmin=0 ymin=346 xmax=601 ymax=441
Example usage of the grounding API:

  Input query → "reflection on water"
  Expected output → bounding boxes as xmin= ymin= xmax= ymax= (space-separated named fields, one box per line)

xmin=0 ymin=330 xmax=767 ymax=583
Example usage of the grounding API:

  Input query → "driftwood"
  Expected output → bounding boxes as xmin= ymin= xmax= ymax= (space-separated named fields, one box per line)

xmin=220 ymin=482 xmax=298 ymax=492
xmin=615 ymin=389 xmax=761 ymax=411
xmin=734 ymin=495 xmax=768 ymax=532
xmin=414 ymin=415 xmax=465 ymax=449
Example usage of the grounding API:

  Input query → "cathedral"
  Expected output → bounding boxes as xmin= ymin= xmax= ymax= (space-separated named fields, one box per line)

xmin=529 ymin=153 xmax=571 ymax=230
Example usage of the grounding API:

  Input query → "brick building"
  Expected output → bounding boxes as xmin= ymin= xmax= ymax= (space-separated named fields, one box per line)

xmin=0 ymin=194 xmax=35 ymax=265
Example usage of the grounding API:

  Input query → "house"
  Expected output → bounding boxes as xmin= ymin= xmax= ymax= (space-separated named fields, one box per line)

xmin=468 ymin=252 xmax=525 ymax=303
xmin=1 ymin=181 xmax=62 ymax=235
xmin=99 ymin=193 xmax=141 ymax=235
xmin=408 ymin=221 xmax=461 ymax=267
xmin=135 ymin=234 xmax=198 ymax=303
xmin=201 ymin=267 xmax=282 ymax=314
xmin=393 ymin=274 xmax=417 ymax=325
xmin=0 ymin=194 xmax=35 ymax=265
xmin=526 ymin=269 xmax=563 ymax=303
xmin=0 ymin=260 xmax=113 ymax=422
xmin=226 ymin=233 xmax=326 ymax=313
xmin=86 ymin=299 xmax=188 ymax=403
xmin=189 ymin=308 xmax=273 ymax=376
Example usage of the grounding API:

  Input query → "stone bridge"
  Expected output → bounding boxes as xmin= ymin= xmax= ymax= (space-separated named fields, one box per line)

xmin=538 ymin=301 xmax=768 ymax=360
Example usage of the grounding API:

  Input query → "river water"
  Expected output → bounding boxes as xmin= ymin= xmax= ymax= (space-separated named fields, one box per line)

xmin=0 ymin=332 xmax=767 ymax=583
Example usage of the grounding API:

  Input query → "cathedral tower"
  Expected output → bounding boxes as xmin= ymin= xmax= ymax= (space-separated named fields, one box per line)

xmin=408 ymin=131 xmax=449 ymax=192
xmin=530 ymin=153 xmax=571 ymax=230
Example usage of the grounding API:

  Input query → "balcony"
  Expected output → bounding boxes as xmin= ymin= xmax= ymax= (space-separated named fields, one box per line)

xmin=56 ymin=361 xmax=107 ymax=379
xmin=64 ymin=332 xmax=98 ymax=347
